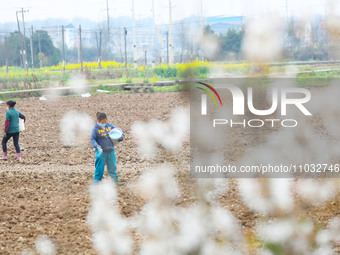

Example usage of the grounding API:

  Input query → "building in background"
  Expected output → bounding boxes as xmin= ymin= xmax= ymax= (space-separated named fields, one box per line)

xmin=206 ymin=16 xmax=243 ymax=34
xmin=40 ymin=24 xmax=95 ymax=49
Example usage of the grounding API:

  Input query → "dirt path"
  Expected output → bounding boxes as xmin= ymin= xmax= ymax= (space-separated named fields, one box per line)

xmin=0 ymin=91 xmax=339 ymax=254
xmin=0 ymin=92 xmax=190 ymax=254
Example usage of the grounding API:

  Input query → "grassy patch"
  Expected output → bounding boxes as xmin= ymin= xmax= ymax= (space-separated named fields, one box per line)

xmin=153 ymin=84 xmax=184 ymax=92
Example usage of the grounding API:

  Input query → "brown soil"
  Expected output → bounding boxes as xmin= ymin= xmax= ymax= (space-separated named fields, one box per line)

xmin=0 ymin=91 xmax=339 ymax=254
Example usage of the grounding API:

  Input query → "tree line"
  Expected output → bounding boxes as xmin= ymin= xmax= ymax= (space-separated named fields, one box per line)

xmin=0 ymin=19 xmax=332 ymax=69
xmin=0 ymin=31 xmax=60 ymax=67
xmin=203 ymin=17 xmax=331 ymax=62
xmin=0 ymin=31 xmax=101 ymax=68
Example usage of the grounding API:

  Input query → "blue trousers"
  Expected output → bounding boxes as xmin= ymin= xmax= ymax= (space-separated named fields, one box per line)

xmin=94 ymin=149 xmax=119 ymax=183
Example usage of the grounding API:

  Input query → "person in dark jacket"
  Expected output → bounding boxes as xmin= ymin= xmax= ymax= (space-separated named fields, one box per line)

xmin=1 ymin=100 xmax=26 ymax=161
xmin=90 ymin=112 xmax=125 ymax=185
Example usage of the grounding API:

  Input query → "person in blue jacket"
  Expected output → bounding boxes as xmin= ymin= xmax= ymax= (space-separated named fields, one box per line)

xmin=90 ymin=112 xmax=125 ymax=185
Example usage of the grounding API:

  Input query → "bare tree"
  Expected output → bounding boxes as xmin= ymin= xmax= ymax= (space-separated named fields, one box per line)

xmin=175 ymin=21 xmax=189 ymax=63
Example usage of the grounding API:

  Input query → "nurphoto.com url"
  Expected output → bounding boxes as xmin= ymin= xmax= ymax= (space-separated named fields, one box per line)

xmin=194 ymin=163 xmax=340 ymax=175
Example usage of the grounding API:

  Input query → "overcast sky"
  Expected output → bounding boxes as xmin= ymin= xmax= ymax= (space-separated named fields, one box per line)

xmin=0 ymin=0 xmax=338 ymax=25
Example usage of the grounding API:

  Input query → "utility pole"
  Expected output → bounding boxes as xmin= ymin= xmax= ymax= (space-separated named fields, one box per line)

xmin=30 ymin=26 xmax=34 ymax=71
xmin=285 ymin=0 xmax=288 ymax=24
xmin=79 ymin=25 xmax=83 ymax=72
xmin=132 ymin=0 xmax=137 ymax=67
xmin=4 ymin=37 xmax=8 ymax=74
xmin=200 ymin=0 xmax=204 ymax=37
xmin=99 ymin=30 xmax=102 ymax=69
xmin=38 ymin=31 xmax=42 ymax=69
xmin=119 ymin=27 xmax=123 ymax=62
xmin=21 ymin=8 xmax=29 ymax=73
xmin=168 ymin=0 xmax=174 ymax=63
xmin=152 ymin=0 xmax=156 ymax=64
xmin=106 ymin=0 xmax=110 ymax=59
xmin=145 ymin=49 xmax=147 ymax=65
xmin=124 ymin=27 xmax=127 ymax=68
xmin=96 ymin=30 xmax=102 ymax=69
xmin=166 ymin=31 xmax=169 ymax=64
xmin=62 ymin=25 xmax=65 ymax=72
xmin=180 ymin=22 xmax=184 ymax=63
xmin=15 ymin=11 xmax=24 ymax=68
xmin=152 ymin=0 xmax=155 ymax=29
xmin=200 ymin=0 xmax=204 ymax=61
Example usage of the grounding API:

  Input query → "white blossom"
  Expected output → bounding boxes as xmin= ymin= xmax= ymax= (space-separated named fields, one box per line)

xmin=87 ymin=181 xmax=133 ymax=255
xmin=243 ymin=17 xmax=283 ymax=63
xmin=131 ymin=107 xmax=189 ymax=158
xmin=34 ymin=236 xmax=57 ymax=255
xmin=296 ymin=180 xmax=336 ymax=206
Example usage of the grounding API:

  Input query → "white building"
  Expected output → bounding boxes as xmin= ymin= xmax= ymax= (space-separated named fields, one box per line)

xmin=39 ymin=24 xmax=95 ymax=49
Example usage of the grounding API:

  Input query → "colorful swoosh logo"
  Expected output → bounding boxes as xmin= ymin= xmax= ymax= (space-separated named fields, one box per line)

xmin=196 ymin=82 xmax=223 ymax=106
